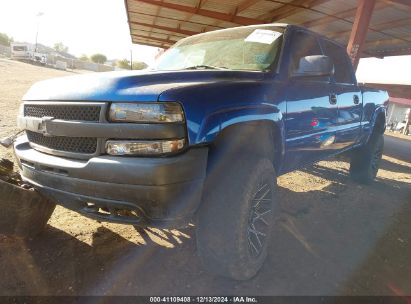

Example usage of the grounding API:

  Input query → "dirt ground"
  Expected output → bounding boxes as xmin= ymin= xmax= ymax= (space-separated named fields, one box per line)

xmin=385 ymin=130 xmax=411 ymax=141
xmin=0 ymin=58 xmax=410 ymax=296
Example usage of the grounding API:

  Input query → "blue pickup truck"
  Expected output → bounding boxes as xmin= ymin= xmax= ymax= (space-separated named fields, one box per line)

xmin=14 ymin=24 xmax=388 ymax=280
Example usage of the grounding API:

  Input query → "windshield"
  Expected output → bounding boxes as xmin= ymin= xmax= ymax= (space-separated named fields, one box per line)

xmin=151 ymin=26 xmax=284 ymax=72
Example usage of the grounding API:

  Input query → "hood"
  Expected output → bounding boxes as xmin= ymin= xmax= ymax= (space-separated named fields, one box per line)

xmin=23 ymin=69 xmax=266 ymax=102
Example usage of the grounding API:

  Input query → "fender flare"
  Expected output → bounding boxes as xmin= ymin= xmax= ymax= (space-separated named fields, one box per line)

xmin=197 ymin=104 xmax=286 ymax=172
xmin=365 ymin=105 xmax=386 ymax=143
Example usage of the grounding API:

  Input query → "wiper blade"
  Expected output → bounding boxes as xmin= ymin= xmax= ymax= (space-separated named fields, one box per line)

xmin=183 ymin=65 xmax=228 ymax=70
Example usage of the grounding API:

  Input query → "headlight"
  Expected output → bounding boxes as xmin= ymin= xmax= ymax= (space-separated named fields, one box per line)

xmin=109 ymin=102 xmax=184 ymax=123
xmin=106 ymin=139 xmax=185 ymax=156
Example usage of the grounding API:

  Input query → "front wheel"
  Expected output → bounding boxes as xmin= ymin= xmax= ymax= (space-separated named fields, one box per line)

xmin=196 ymin=158 xmax=276 ymax=280
xmin=349 ymin=133 xmax=384 ymax=184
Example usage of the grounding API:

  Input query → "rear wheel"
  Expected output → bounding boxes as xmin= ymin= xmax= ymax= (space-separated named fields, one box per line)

xmin=196 ymin=157 xmax=276 ymax=280
xmin=349 ymin=133 xmax=384 ymax=184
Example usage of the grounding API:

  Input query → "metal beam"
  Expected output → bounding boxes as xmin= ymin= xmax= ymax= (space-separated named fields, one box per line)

xmin=128 ymin=10 xmax=225 ymax=29
xmin=259 ymin=0 xmax=331 ymax=22
xmin=366 ymin=47 xmax=411 ymax=57
xmin=237 ymin=0 xmax=262 ymax=13
xmin=206 ymin=0 xmax=263 ymax=31
xmin=176 ymin=0 xmax=211 ymax=34
xmin=302 ymin=7 xmax=357 ymax=28
xmin=133 ymin=0 xmax=264 ymax=25
xmin=302 ymin=2 xmax=386 ymax=28
xmin=258 ymin=0 xmax=307 ymax=21
xmin=130 ymin=21 xmax=198 ymax=36
xmin=364 ymin=36 xmax=411 ymax=48
xmin=328 ymin=16 xmax=411 ymax=39
xmin=132 ymin=34 xmax=179 ymax=45
xmin=384 ymin=0 xmax=411 ymax=7
xmin=347 ymin=0 xmax=376 ymax=70
xmin=133 ymin=39 xmax=167 ymax=48
xmin=132 ymin=37 xmax=176 ymax=47
xmin=130 ymin=27 xmax=187 ymax=38
xmin=369 ymin=16 xmax=411 ymax=31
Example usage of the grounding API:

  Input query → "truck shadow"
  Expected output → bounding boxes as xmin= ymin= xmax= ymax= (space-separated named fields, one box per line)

xmin=380 ymin=158 xmax=411 ymax=175
xmin=0 ymin=157 xmax=410 ymax=296
xmin=339 ymin=199 xmax=411 ymax=296
xmin=0 ymin=224 xmax=196 ymax=296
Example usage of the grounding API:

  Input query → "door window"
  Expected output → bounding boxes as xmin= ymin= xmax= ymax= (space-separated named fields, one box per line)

xmin=321 ymin=40 xmax=355 ymax=84
xmin=289 ymin=31 xmax=328 ymax=81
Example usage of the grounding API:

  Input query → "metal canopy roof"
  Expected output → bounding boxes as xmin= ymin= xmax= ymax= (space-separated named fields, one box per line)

xmin=365 ymin=82 xmax=411 ymax=99
xmin=124 ymin=0 xmax=411 ymax=58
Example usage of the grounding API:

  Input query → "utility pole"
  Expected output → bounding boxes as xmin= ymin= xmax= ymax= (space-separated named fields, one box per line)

xmin=130 ymin=49 xmax=133 ymax=70
xmin=35 ymin=12 xmax=44 ymax=53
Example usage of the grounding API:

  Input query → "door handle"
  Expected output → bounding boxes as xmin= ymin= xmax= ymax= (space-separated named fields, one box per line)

xmin=329 ymin=94 xmax=337 ymax=105
xmin=353 ymin=95 xmax=360 ymax=105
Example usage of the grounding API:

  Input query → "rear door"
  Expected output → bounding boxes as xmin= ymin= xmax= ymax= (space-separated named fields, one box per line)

xmin=283 ymin=30 xmax=339 ymax=171
xmin=321 ymin=39 xmax=362 ymax=150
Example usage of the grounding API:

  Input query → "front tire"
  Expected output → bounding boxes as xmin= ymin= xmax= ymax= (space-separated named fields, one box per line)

xmin=349 ymin=133 xmax=384 ymax=184
xmin=196 ymin=158 xmax=276 ymax=280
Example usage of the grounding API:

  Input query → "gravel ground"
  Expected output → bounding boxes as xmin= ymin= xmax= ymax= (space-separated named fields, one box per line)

xmin=385 ymin=131 xmax=411 ymax=141
xmin=0 ymin=58 xmax=410 ymax=296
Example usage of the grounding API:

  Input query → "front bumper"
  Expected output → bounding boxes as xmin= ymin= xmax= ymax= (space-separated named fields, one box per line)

xmin=14 ymin=136 xmax=208 ymax=228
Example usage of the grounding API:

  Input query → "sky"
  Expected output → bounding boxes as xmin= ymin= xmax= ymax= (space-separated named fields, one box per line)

xmin=0 ymin=0 xmax=160 ymax=65
xmin=0 ymin=0 xmax=410 ymax=83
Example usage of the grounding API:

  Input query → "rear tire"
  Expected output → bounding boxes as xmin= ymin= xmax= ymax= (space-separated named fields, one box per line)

xmin=197 ymin=157 xmax=276 ymax=280
xmin=349 ymin=133 xmax=384 ymax=184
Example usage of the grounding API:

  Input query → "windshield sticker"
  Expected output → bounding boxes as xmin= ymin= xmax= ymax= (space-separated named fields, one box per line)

xmin=245 ymin=29 xmax=282 ymax=44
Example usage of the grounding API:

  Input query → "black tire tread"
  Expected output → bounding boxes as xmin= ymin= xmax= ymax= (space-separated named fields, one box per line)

xmin=197 ymin=157 xmax=276 ymax=280
xmin=349 ymin=133 xmax=384 ymax=184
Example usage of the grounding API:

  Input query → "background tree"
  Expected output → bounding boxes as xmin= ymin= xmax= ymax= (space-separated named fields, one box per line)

xmin=117 ymin=58 xmax=131 ymax=70
xmin=132 ymin=61 xmax=148 ymax=70
xmin=116 ymin=59 xmax=148 ymax=70
xmin=90 ymin=53 xmax=107 ymax=64
xmin=79 ymin=54 xmax=89 ymax=62
xmin=53 ymin=42 xmax=69 ymax=53
xmin=0 ymin=33 xmax=13 ymax=46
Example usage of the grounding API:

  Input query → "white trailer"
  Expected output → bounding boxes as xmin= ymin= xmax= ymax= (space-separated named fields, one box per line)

xmin=10 ymin=43 xmax=32 ymax=61
xmin=10 ymin=43 xmax=47 ymax=65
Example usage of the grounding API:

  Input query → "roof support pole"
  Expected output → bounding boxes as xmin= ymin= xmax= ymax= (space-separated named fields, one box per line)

xmin=347 ymin=0 xmax=376 ymax=71
xmin=404 ymin=109 xmax=411 ymax=135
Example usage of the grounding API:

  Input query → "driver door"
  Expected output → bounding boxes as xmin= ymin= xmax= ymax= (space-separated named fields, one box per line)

xmin=283 ymin=30 xmax=339 ymax=171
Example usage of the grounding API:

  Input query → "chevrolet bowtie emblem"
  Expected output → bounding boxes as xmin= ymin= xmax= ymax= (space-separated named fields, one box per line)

xmin=37 ymin=116 xmax=54 ymax=136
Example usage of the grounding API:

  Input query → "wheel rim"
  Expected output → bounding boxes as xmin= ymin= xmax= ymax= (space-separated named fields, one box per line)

xmin=247 ymin=177 xmax=273 ymax=258
xmin=371 ymin=142 xmax=383 ymax=177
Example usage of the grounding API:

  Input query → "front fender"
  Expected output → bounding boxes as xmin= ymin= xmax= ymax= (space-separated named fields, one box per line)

xmin=157 ymin=77 xmax=286 ymax=147
xmin=197 ymin=104 xmax=286 ymax=174
xmin=197 ymin=103 xmax=284 ymax=143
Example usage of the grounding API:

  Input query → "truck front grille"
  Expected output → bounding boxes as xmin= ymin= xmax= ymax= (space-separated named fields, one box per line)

xmin=26 ymin=131 xmax=97 ymax=155
xmin=23 ymin=102 xmax=104 ymax=158
xmin=24 ymin=104 xmax=101 ymax=122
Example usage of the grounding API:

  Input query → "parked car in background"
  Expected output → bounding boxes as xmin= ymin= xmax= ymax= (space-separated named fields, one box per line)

xmin=395 ymin=120 xmax=407 ymax=132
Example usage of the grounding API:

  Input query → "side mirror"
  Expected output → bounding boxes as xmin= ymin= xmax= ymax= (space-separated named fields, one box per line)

xmin=292 ymin=55 xmax=334 ymax=78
